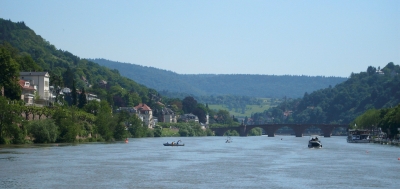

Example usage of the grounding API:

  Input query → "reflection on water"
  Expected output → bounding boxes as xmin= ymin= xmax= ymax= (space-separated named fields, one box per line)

xmin=1 ymin=136 xmax=399 ymax=188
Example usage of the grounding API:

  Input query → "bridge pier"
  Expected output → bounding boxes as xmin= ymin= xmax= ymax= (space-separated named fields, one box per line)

xmin=321 ymin=126 xmax=335 ymax=137
xmin=295 ymin=133 xmax=303 ymax=137
xmin=293 ymin=126 xmax=305 ymax=137
xmin=239 ymin=126 xmax=247 ymax=137
xmin=323 ymin=133 xmax=331 ymax=137
xmin=266 ymin=131 xmax=275 ymax=137
xmin=264 ymin=126 xmax=280 ymax=137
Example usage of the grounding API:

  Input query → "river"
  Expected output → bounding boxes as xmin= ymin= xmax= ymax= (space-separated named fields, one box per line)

xmin=1 ymin=136 xmax=399 ymax=189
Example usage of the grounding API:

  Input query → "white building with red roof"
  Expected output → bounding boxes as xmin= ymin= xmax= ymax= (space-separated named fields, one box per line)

xmin=134 ymin=103 xmax=154 ymax=128
xmin=20 ymin=72 xmax=50 ymax=100
xmin=19 ymin=79 xmax=36 ymax=104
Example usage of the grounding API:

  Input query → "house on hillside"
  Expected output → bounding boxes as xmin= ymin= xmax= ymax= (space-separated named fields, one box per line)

xmin=60 ymin=87 xmax=100 ymax=105
xmin=160 ymin=107 xmax=177 ymax=123
xmin=19 ymin=79 xmax=36 ymax=105
xmin=116 ymin=107 xmax=137 ymax=115
xmin=20 ymin=72 xmax=50 ymax=101
xmin=81 ymin=76 xmax=92 ymax=87
xmin=180 ymin=113 xmax=199 ymax=123
xmin=116 ymin=103 xmax=155 ymax=128
xmin=86 ymin=93 xmax=100 ymax=102
xmin=61 ymin=87 xmax=71 ymax=93
xmin=376 ymin=70 xmax=384 ymax=75
xmin=135 ymin=103 xmax=154 ymax=128
xmin=99 ymin=80 xmax=107 ymax=88
xmin=283 ymin=110 xmax=293 ymax=117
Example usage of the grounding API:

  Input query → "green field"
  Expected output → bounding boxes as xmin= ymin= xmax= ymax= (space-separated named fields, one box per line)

xmin=160 ymin=128 xmax=180 ymax=137
xmin=208 ymin=98 xmax=281 ymax=119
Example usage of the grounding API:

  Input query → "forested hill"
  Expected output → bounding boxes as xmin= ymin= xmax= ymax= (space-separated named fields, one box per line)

xmin=0 ymin=18 xmax=158 ymax=107
xmin=251 ymin=63 xmax=400 ymax=124
xmin=89 ymin=58 xmax=347 ymax=98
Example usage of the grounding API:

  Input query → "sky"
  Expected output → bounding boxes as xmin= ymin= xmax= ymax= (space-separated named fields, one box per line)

xmin=1 ymin=0 xmax=399 ymax=77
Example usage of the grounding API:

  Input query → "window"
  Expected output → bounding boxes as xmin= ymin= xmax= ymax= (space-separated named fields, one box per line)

xmin=45 ymin=81 xmax=49 ymax=87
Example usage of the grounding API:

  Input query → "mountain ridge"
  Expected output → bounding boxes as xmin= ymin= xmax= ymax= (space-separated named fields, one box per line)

xmin=89 ymin=58 xmax=348 ymax=99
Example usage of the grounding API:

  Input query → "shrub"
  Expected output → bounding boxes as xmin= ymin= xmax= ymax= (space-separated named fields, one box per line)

xmin=27 ymin=119 xmax=58 ymax=143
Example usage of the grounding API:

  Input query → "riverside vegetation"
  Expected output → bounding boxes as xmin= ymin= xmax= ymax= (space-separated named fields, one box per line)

xmin=0 ymin=19 xmax=243 ymax=144
xmin=1 ymin=18 xmax=399 ymax=143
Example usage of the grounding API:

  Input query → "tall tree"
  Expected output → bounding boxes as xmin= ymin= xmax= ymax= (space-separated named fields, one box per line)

xmin=0 ymin=96 xmax=23 ymax=144
xmin=62 ymin=67 xmax=74 ymax=88
xmin=50 ymin=74 xmax=64 ymax=104
xmin=193 ymin=104 xmax=207 ymax=123
xmin=215 ymin=110 xmax=234 ymax=124
xmin=96 ymin=101 xmax=113 ymax=141
xmin=71 ymin=80 xmax=77 ymax=106
xmin=0 ymin=46 xmax=20 ymax=100
xmin=78 ymin=87 xmax=87 ymax=109
xmin=182 ymin=96 xmax=197 ymax=114
xmin=367 ymin=66 xmax=377 ymax=75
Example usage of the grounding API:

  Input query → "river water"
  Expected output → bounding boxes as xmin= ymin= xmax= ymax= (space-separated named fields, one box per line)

xmin=1 ymin=136 xmax=399 ymax=189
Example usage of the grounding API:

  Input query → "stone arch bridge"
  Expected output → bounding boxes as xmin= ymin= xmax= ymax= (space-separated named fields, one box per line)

xmin=210 ymin=124 xmax=349 ymax=137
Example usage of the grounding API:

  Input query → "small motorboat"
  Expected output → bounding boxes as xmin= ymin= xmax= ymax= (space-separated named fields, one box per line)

xmin=308 ymin=135 xmax=322 ymax=148
xmin=163 ymin=140 xmax=184 ymax=146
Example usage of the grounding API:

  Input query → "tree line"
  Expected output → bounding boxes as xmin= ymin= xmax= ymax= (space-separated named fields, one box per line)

xmin=351 ymin=104 xmax=400 ymax=139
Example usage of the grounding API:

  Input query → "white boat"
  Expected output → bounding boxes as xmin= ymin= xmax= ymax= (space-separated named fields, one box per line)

xmin=347 ymin=129 xmax=371 ymax=143
xmin=308 ymin=135 xmax=322 ymax=148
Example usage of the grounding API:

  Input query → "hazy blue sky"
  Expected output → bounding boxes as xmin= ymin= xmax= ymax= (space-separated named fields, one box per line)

xmin=1 ymin=0 xmax=399 ymax=77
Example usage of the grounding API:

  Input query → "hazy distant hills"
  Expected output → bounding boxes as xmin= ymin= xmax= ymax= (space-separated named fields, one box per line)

xmin=89 ymin=58 xmax=347 ymax=98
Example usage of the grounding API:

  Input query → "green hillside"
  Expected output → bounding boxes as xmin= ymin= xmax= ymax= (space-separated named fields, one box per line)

xmin=0 ymin=18 xmax=158 ymax=107
xmin=251 ymin=63 xmax=400 ymax=125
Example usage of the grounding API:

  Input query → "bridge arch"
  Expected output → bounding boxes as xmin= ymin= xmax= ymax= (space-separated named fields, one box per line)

xmin=211 ymin=127 xmax=240 ymax=136
xmin=304 ymin=125 xmax=323 ymax=135
xmin=276 ymin=126 xmax=295 ymax=135
xmin=246 ymin=127 xmax=264 ymax=136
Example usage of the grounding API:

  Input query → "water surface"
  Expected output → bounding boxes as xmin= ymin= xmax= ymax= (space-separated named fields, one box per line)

xmin=1 ymin=136 xmax=399 ymax=188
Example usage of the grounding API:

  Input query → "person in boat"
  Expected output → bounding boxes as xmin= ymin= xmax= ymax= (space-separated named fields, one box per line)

xmin=315 ymin=137 xmax=318 ymax=141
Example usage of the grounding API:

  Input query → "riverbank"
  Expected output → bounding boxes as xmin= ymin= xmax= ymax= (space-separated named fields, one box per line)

xmin=372 ymin=138 xmax=400 ymax=146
